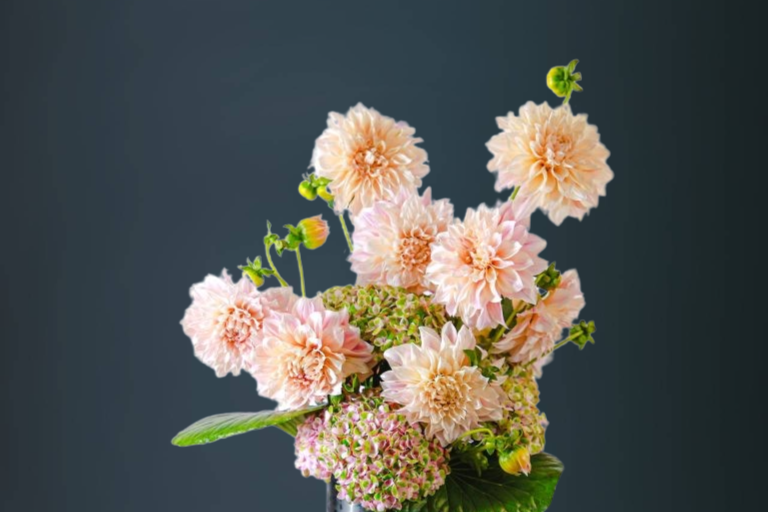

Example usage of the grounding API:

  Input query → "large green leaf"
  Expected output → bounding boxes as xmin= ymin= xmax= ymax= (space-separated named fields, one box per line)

xmin=403 ymin=453 xmax=563 ymax=512
xmin=171 ymin=407 xmax=322 ymax=447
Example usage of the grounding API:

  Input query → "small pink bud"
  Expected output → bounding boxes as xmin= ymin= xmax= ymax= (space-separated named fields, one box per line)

xmin=298 ymin=215 xmax=330 ymax=250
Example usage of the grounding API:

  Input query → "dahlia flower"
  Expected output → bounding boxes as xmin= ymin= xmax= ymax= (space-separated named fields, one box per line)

xmin=493 ymin=270 xmax=585 ymax=364
xmin=310 ymin=103 xmax=429 ymax=214
xmin=486 ymin=101 xmax=613 ymax=225
xmin=250 ymin=297 xmax=373 ymax=410
xmin=381 ymin=323 xmax=505 ymax=446
xmin=296 ymin=395 xmax=448 ymax=511
xmin=350 ymin=188 xmax=453 ymax=293
xmin=180 ymin=270 xmax=297 ymax=377
xmin=426 ymin=204 xmax=547 ymax=329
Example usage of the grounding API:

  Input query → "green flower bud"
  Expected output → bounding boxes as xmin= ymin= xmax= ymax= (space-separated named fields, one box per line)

xmin=499 ymin=446 xmax=531 ymax=476
xmin=297 ymin=215 xmax=330 ymax=250
xmin=546 ymin=59 xmax=583 ymax=105
xmin=298 ymin=180 xmax=318 ymax=200
xmin=316 ymin=186 xmax=333 ymax=202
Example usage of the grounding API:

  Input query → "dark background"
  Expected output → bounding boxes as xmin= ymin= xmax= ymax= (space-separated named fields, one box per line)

xmin=2 ymin=1 xmax=764 ymax=511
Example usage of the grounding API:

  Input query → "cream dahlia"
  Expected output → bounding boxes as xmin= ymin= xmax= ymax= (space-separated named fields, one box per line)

xmin=350 ymin=188 xmax=453 ymax=293
xmin=250 ymin=297 xmax=373 ymax=410
xmin=426 ymin=204 xmax=547 ymax=329
xmin=493 ymin=270 xmax=585 ymax=364
xmin=310 ymin=103 xmax=429 ymax=214
xmin=381 ymin=323 xmax=505 ymax=446
xmin=486 ymin=102 xmax=613 ymax=225
xmin=180 ymin=270 xmax=297 ymax=377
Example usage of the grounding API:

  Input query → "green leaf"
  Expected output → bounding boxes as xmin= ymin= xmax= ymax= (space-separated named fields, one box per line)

xmin=403 ymin=453 xmax=563 ymax=512
xmin=171 ymin=407 xmax=322 ymax=447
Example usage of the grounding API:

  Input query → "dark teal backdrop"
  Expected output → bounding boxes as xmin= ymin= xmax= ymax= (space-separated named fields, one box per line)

xmin=1 ymin=1 xmax=763 ymax=511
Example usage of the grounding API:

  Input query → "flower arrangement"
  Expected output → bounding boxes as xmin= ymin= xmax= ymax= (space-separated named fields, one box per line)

xmin=173 ymin=60 xmax=611 ymax=512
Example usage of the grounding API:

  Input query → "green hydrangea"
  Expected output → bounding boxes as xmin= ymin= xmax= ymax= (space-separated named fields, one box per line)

xmin=499 ymin=364 xmax=547 ymax=455
xmin=321 ymin=285 xmax=449 ymax=354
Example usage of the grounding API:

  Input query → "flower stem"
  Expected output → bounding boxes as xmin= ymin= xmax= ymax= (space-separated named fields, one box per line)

xmin=264 ymin=242 xmax=288 ymax=287
xmin=456 ymin=428 xmax=495 ymax=442
xmin=553 ymin=331 xmax=580 ymax=351
xmin=338 ymin=212 xmax=354 ymax=252
xmin=295 ymin=246 xmax=306 ymax=297
xmin=491 ymin=301 xmax=529 ymax=344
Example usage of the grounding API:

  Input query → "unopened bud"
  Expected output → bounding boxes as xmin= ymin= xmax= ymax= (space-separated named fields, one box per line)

xmin=297 ymin=215 xmax=330 ymax=250
xmin=316 ymin=186 xmax=333 ymax=202
xmin=298 ymin=181 xmax=318 ymax=200
xmin=546 ymin=59 xmax=583 ymax=104
xmin=499 ymin=446 xmax=532 ymax=476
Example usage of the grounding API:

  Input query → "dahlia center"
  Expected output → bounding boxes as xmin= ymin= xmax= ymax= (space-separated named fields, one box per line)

xmin=398 ymin=229 xmax=433 ymax=271
xmin=219 ymin=306 xmax=258 ymax=347
xmin=424 ymin=374 xmax=470 ymax=419
xmin=288 ymin=343 xmax=328 ymax=384
xmin=467 ymin=244 xmax=494 ymax=271
xmin=352 ymin=141 xmax=389 ymax=178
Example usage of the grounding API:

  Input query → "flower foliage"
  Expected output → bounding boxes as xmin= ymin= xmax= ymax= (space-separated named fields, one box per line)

xmin=175 ymin=62 xmax=608 ymax=512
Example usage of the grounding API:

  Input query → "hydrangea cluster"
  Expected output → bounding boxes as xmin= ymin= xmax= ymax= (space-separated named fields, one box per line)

xmin=295 ymin=396 xmax=449 ymax=511
xmin=175 ymin=63 xmax=609 ymax=512
xmin=321 ymin=284 xmax=449 ymax=353
xmin=498 ymin=365 xmax=548 ymax=455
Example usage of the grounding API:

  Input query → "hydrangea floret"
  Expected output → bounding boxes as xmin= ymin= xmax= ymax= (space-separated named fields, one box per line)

xmin=173 ymin=60 xmax=610 ymax=512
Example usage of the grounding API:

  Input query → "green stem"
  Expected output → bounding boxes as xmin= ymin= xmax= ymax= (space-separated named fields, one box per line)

xmin=295 ymin=246 xmax=306 ymax=297
xmin=491 ymin=301 xmax=529 ymax=344
xmin=456 ymin=428 xmax=495 ymax=443
xmin=552 ymin=331 xmax=580 ymax=351
xmin=339 ymin=212 xmax=354 ymax=252
xmin=264 ymin=243 xmax=288 ymax=287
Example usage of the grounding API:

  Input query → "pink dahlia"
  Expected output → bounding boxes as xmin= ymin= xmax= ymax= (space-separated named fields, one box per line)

xmin=486 ymin=102 xmax=613 ymax=225
xmin=493 ymin=270 xmax=585 ymax=364
xmin=310 ymin=103 xmax=429 ymax=215
xmin=426 ymin=204 xmax=547 ymax=329
xmin=350 ymin=188 xmax=454 ymax=293
xmin=250 ymin=297 xmax=373 ymax=410
xmin=381 ymin=323 xmax=505 ymax=446
xmin=180 ymin=270 xmax=297 ymax=377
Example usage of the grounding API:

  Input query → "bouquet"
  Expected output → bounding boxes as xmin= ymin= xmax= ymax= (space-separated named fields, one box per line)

xmin=173 ymin=60 xmax=611 ymax=512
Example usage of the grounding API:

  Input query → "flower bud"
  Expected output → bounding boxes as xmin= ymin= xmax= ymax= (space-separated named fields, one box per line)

xmin=316 ymin=186 xmax=333 ymax=202
xmin=546 ymin=67 xmax=569 ymax=98
xmin=241 ymin=268 xmax=264 ymax=288
xmin=297 ymin=215 xmax=330 ymax=250
xmin=499 ymin=446 xmax=531 ymax=476
xmin=546 ymin=59 xmax=583 ymax=104
xmin=298 ymin=181 xmax=318 ymax=200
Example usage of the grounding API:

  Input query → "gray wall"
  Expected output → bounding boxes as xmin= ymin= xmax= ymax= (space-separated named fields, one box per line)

xmin=1 ymin=1 xmax=762 ymax=511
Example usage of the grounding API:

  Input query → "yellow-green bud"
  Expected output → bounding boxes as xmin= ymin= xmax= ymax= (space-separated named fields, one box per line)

xmin=499 ymin=446 xmax=532 ymax=476
xmin=546 ymin=67 xmax=569 ymax=98
xmin=241 ymin=268 xmax=264 ymax=288
xmin=316 ymin=186 xmax=333 ymax=202
xmin=298 ymin=181 xmax=318 ymax=200
xmin=546 ymin=59 xmax=583 ymax=105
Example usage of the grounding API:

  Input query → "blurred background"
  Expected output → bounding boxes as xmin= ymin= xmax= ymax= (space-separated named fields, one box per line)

xmin=1 ymin=1 xmax=764 ymax=511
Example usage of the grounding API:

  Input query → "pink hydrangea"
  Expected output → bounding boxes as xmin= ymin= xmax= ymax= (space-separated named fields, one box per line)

xmin=250 ymin=297 xmax=373 ymax=410
xmin=294 ymin=396 xmax=449 ymax=511
xmin=493 ymin=270 xmax=585 ymax=364
xmin=294 ymin=414 xmax=333 ymax=481
xmin=350 ymin=188 xmax=454 ymax=293
xmin=426 ymin=203 xmax=548 ymax=329
xmin=180 ymin=270 xmax=297 ymax=377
